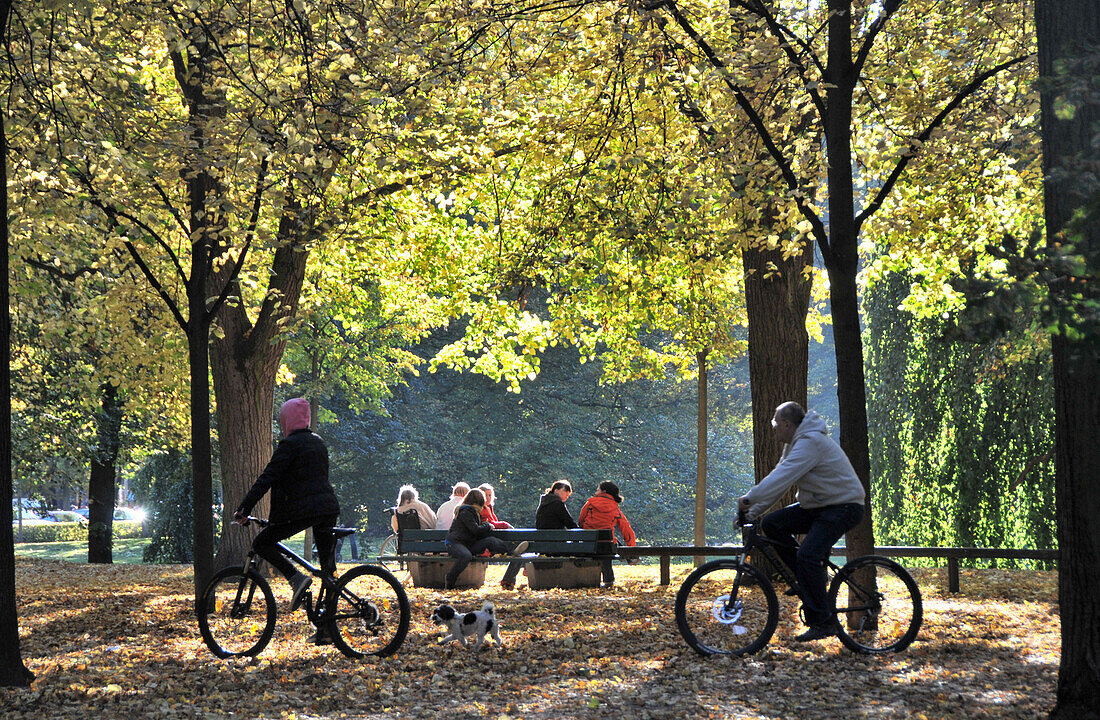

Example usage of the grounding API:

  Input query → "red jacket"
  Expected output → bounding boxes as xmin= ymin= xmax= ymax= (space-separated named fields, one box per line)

xmin=579 ymin=492 xmax=636 ymax=546
xmin=480 ymin=504 xmax=512 ymax=529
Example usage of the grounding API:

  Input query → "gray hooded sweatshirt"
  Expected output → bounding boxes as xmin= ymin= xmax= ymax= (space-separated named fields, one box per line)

xmin=742 ymin=411 xmax=865 ymax=519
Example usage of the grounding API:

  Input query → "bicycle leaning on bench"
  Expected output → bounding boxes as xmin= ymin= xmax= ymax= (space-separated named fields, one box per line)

xmin=197 ymin=517 xmax=411 ymax=659
xmin=674 ymin=514 xmax=922 ymax=656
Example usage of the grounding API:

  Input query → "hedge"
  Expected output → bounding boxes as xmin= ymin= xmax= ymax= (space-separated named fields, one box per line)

xmin=12 ymin=520 xmax=143 ymax=543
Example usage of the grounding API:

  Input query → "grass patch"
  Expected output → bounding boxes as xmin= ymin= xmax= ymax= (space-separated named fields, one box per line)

xmin=14 ymin=537 xmax=150 ymax=564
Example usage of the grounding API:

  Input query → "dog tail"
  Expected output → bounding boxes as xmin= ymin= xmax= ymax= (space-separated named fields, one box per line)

xmin=481 ymin=601 xmax=495 ymax=615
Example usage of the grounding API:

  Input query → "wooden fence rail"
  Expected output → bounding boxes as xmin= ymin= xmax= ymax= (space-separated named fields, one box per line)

xmin=617 ymin=545 xmax=1058 ymax=593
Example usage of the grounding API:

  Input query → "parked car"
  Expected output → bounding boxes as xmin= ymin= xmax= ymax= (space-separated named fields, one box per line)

xmin=114 ymin=507 xmax=147 ymax=523
xmin=47 ymin=510 xmax=88 ymax=524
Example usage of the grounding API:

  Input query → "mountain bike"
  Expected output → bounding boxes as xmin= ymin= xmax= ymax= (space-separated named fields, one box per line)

xmin=674 ymin=515 xmax=922 ymax=656
xmin=197 ymin=517 xmax=411 ymax=659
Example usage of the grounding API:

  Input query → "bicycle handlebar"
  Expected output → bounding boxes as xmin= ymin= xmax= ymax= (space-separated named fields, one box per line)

xmin=237 ymin=515 xmax=269 ymax=528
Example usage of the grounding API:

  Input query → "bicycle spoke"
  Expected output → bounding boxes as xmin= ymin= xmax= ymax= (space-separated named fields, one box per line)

xmin=830 ymin=556 xmax=922 ymax=654
xmin=329 ymin=565 xmax=410 ymax=658
xmin=675 ymin=560 xmax=778 ymax=656
xmin=198 ymin=567 xmax=276 ymax=658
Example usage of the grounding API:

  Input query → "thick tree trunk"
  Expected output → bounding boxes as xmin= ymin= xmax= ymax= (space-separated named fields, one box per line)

xmin=210 ymin=214 xmax=309 ymax=572
xmin=0 ymin=1 xmax=35 ymax=678
xmin=87 ymin=383 xmax=122 ymax=564
xmin=1035 ymin=3 xmax=1100 ymax=717
xmin=210 ymin=343 xmax=281 ymax=570
xmin=742 ymin=241 xmax=814 ymax=488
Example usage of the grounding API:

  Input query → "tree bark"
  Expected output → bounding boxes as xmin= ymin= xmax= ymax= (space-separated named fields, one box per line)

xmin=820 ymin=0 xmax=875 ymax=562
xmin=1035 ymin=3 xmax=1100 ymax=717
xmin=0 ymin=0 xmax=34 ymax=681
xmin=87 ymin=383 xmax=122 ymax=564
xmin=694 ymin=349 xmax=708 ymax=563
xmin=210 ymin=213 xmax=310 ymax=571
xmin=742 ymin=241 xmax=814 ymax=487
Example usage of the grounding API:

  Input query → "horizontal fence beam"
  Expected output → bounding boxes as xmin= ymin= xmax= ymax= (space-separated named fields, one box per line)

xmin=618 ymin=545 xmax=1057 ymax=591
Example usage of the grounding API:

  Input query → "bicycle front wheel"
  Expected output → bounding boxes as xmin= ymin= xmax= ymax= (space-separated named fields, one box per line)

xmin=328 ymin=564 xmax=411 ymax=658
xmin=675 ymin=559 xmax=778 ymax=656
xmin=829 ymin=555 xmax=922 ymax=654
xmin=198 ymin=566 xmax=277 ymax=658
xmin=377 ymin=534 xmax=401 ymax=571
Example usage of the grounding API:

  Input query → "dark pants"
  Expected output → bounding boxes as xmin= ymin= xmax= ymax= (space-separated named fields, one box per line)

xmin=599 ymin=556 xmax=614 ymax=586
xmin=445 ymin=538 xmax=523 ymax=588
xmin=760 ymin=502 xmax=864 ymax=627
xmin=253 ymin=515 xmax=339 ymax=582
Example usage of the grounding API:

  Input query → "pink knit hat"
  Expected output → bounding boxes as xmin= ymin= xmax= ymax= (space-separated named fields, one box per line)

xmin=279 ymin=398 xmax=311 ymax=437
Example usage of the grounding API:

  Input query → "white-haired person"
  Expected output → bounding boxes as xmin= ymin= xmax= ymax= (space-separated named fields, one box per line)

xmin=435 ymin=482 xmax=470 ymax=530
xmin=390 ymin=484 xmax=437 ymax=533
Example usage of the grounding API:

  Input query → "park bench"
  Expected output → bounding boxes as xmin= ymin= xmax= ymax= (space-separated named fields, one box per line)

xmin=384 ymin=528 xmax=616 ymax=590
xmin=617 ymin=544 xmax=1057 ymax=593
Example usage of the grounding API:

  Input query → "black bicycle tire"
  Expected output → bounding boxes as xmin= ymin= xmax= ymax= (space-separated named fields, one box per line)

xmin=674 ymin=559 xmax=779 ymax=657
xmin=377 ymin=534 xmax=399 ymax=571
xmin=829 ymin=555 xmax=922 ymax=654
xmin=197 ymin=566 xmax=277 ymax=658
xmin=328 ymin=564 xmax=411 ymax=658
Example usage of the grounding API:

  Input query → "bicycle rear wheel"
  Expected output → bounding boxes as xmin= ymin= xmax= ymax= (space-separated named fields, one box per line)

xmin=328 ymin=564 xmax=411 ymax=658
xmin=198 ymin=566 xmax=277 ymax=658
xmin=675 ymin=559 xmax=778 ymax=656
xmin=829 ymin=555 xmax=922 ymax=654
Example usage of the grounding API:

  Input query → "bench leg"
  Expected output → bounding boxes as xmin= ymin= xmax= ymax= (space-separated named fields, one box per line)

xmin=948 ymin=557 xmax=959 ymax=594
xmin=660 ymin=555 xmax=670 ymax=585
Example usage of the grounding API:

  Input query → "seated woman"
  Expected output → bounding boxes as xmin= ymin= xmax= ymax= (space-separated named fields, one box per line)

xmin=535 ymin=480 xmax=578 ymax=529
xmin=579 ymin=481 xmax=637 ymax=587
xmin=445 ymin=489 xmax=528 ymax=591
xmin=390 ymin=484 xmax=437 ymax=533
xmin=477 ymin=483 xmax=513 ymax=529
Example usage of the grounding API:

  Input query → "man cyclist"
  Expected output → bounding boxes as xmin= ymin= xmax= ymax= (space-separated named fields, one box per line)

xmin=234 ymin=398 xmax=340 ymax=629
xmin=738 ymin=401 xmax=865 ymax=642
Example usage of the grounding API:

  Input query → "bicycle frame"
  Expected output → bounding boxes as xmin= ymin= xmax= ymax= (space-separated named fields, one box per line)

xmin=727 ymin=522 xmax=844 ymax=610
xmin=238 ymin=518 xmax=344 ymax=627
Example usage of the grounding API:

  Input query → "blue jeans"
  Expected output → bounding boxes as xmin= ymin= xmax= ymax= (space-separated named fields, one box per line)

xmin=445 ymin=538 xmax=523 ymax=588
xmin=760 ymin=502 xmax=864 ymax=626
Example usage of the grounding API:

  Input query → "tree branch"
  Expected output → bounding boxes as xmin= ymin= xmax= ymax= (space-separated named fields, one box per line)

xmin=856 ymin=54 xmax=1033 ymax=230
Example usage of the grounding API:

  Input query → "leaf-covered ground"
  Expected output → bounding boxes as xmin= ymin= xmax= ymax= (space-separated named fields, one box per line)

xmin=4 ymin=559 xmax=1058 ymax=719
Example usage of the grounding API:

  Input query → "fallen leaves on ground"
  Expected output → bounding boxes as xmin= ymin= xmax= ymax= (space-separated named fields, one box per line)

xmin=3 ymin=559 xmax=1058 ymax=719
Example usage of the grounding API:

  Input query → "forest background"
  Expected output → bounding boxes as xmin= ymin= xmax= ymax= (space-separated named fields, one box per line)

xmin=4 ymin=0 xmax=1055 ymax=565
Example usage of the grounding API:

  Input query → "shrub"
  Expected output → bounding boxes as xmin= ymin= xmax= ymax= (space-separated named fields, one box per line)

xmin=12 ymin=520 xmax=144 ymax=544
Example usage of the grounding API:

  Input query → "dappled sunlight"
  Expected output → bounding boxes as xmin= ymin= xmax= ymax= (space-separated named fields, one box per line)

xmin=4 ymin=559 xmax=1058 ymax=719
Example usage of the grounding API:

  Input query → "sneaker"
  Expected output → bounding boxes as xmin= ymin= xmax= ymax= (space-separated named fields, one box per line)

xmin=307 ymin=626 xmax=332 ymax=645
xmin=289 ymin=573 xmax=312 ymax=612
xmin=500 ymin=580 xmax=515 ymax=590
xmin=794 ymin=622 xmax=839 ymax=642
xmin=510 ymin=541 xmax=530 ymax=556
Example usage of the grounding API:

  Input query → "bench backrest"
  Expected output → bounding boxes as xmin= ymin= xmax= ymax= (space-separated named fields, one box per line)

xmin=401 ymin=528 xmax=615 ymax=556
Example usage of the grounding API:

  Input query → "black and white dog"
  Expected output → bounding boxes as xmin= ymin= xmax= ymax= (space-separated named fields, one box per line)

xmin=431 ymin=601 xmax=503 ymax=650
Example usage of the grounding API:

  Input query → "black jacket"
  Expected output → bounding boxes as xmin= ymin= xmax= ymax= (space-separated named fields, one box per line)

xmin=446 ymin=504 xmax=493 ymax=545
xmin=236 ymin=429 xmax=340 ymax=525
xmin=535 ymin=492 xmax=578 ymax=529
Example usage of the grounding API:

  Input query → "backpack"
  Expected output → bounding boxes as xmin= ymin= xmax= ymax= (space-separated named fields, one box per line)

xmin=395 ymin=508 xmax=421 ymax=554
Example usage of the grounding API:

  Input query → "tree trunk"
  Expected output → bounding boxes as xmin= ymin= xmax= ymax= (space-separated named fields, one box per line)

xmin=694 ymin=349 xmax=708 ymax=564
xmin=1035 ymin=2 xmax=1100 ymax=717
xmin=87 ymin=383 xmax=123 ymax=564
xmin=210 ymin=213 xmax=310 ymax=572
xmin=210 ymin=344 xmax=281 ymax=570
xmin=0 ymin=0 xmax=35 ymax=678
xmin=742 ymin=241 xmax=814 ymax=488
xmin=822 ymin=0 xmax=875 ymax=562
